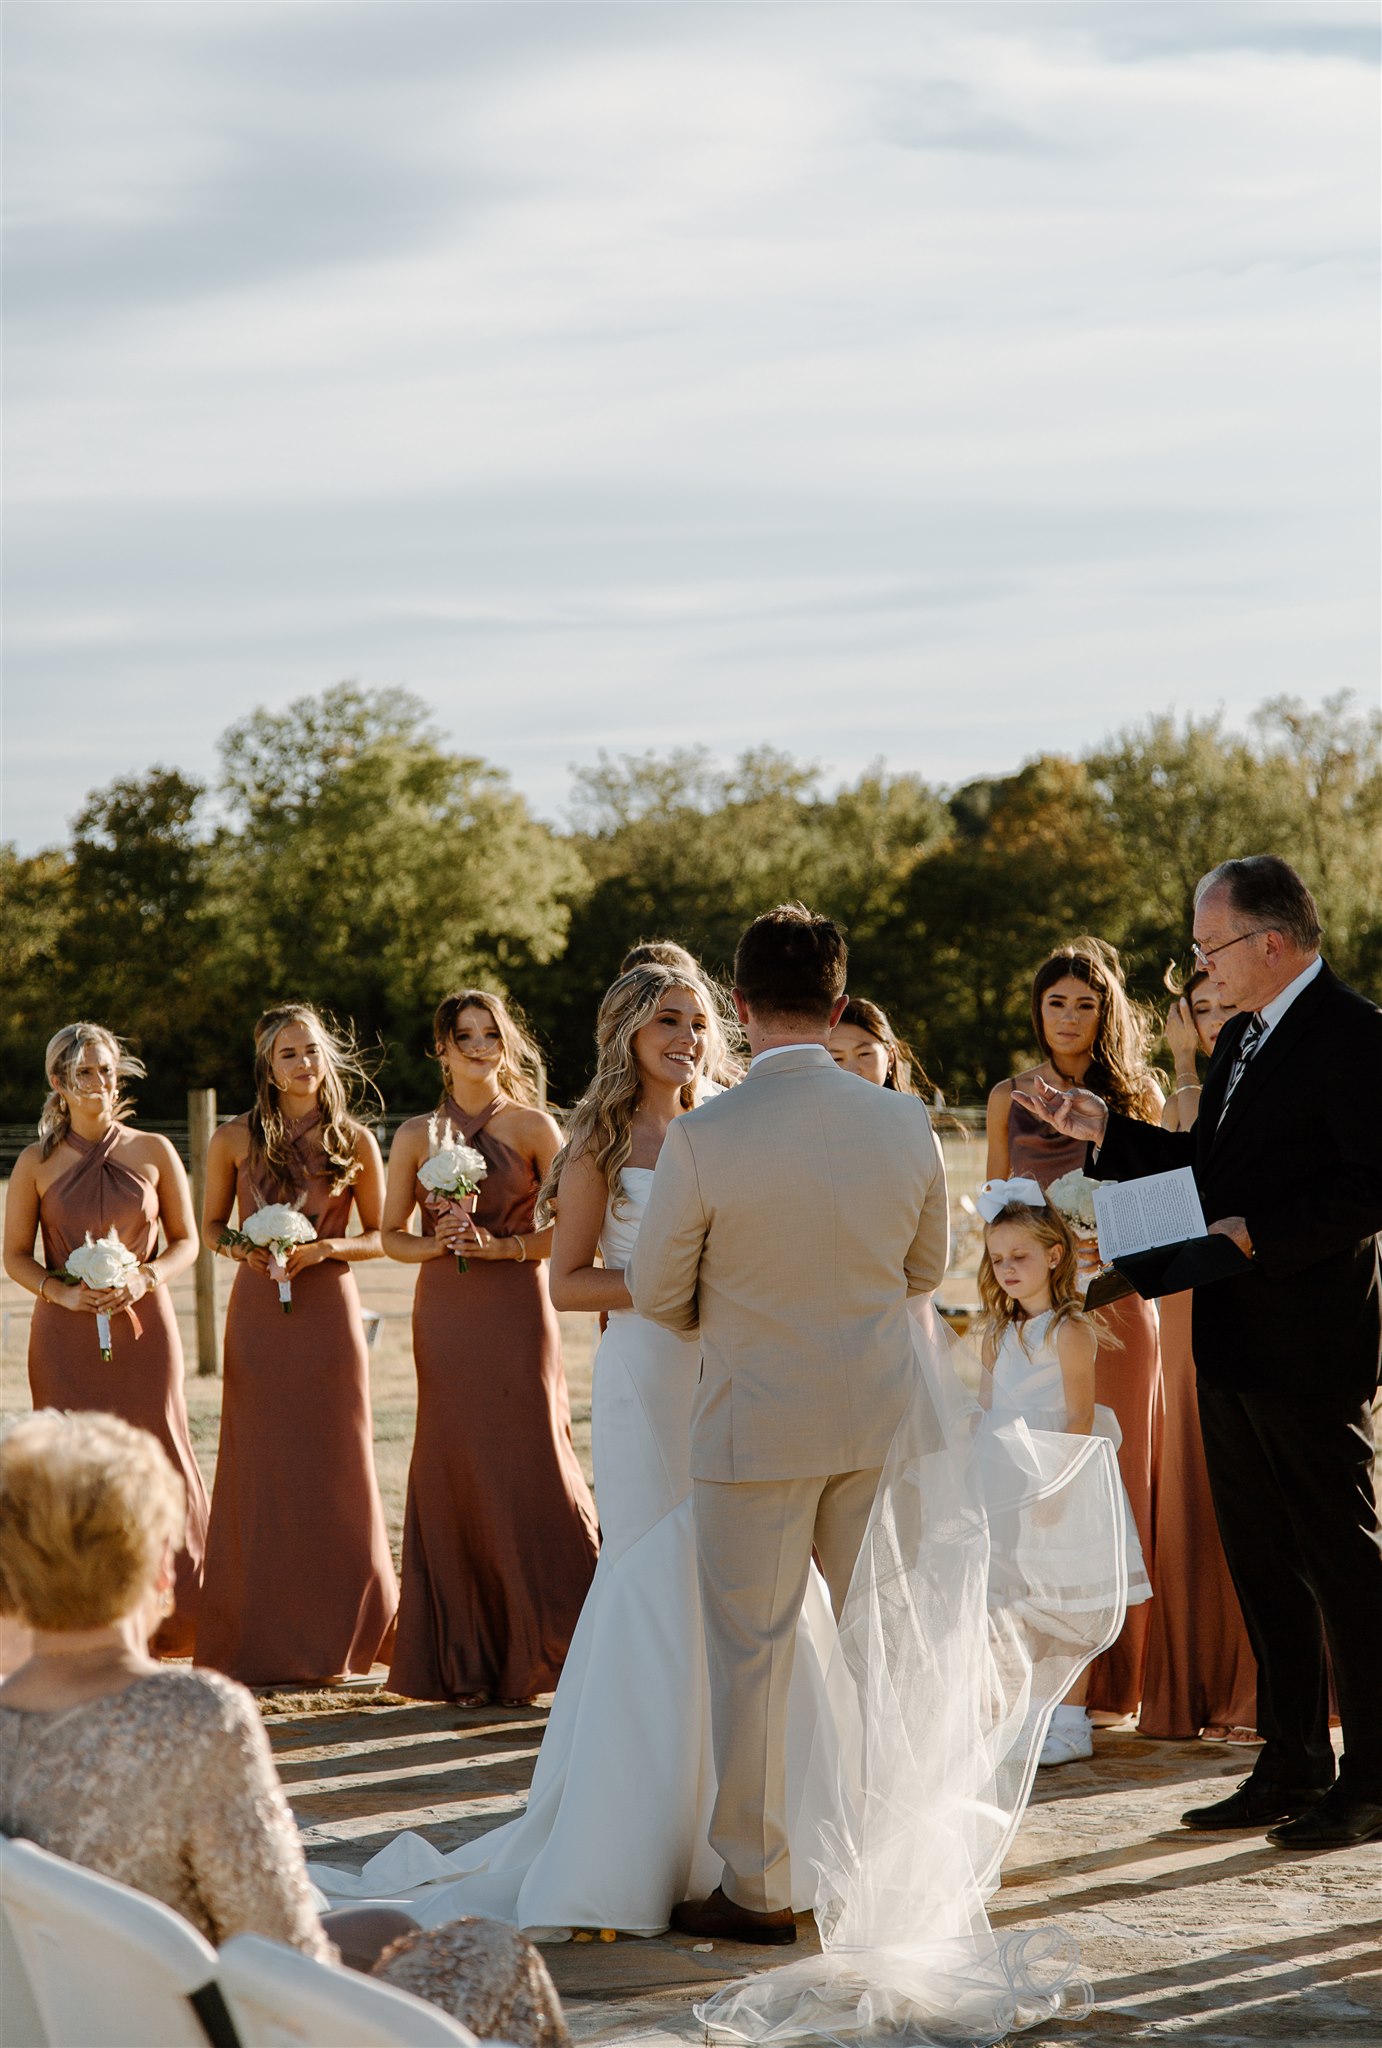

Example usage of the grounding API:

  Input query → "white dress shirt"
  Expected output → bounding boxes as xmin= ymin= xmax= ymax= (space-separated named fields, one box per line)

xmin=748 ymin=1042 xmax=827 ymax=1071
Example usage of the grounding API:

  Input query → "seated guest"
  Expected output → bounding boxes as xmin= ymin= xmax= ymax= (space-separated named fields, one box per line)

xmin=0 ymin=1410 xmax=407 ymax=1970
xmin=376 ymin=1920 xmax=570 ymax=2047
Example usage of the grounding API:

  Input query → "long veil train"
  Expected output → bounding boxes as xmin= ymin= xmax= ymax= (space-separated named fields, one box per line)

xmin=700 ymin=1316 xmax=1128 ymax=2046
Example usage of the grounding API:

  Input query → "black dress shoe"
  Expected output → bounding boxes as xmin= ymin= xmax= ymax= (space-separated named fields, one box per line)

xmin=1181 ymin=1776 xmax=1331 ymax=1831
xmin=1266 ymin=1784 xmax=1382 ymax=1851
xmin=670 ymin=1885 xmax=798 ymax=1946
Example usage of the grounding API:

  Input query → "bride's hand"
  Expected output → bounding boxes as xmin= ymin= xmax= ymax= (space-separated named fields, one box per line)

xmin=1010 ymin=1073 xmax=1109 ymax=1146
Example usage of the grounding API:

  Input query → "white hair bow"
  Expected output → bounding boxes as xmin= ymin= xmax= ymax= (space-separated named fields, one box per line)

xmin=975 ymin=1177 xmax=1046 ymax=1222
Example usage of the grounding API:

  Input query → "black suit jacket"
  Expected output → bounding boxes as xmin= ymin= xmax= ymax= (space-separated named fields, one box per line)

xmin=1092 ymin=963 xmax=1382 ymax=1408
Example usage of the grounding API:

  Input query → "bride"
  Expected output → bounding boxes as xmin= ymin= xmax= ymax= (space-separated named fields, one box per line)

xmin=311 ymin=962 xmax=848 ymax=1937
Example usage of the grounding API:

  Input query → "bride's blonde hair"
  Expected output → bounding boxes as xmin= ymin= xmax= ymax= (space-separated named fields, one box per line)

xmin=538 ymin=965 xmax=740 ymax=1220
xmin=38 ymin=1023 xmax=145 ymax=1160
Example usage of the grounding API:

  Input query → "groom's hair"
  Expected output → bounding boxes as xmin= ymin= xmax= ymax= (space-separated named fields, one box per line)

xmin=734 ymin=903 xmax=848 ymax=1025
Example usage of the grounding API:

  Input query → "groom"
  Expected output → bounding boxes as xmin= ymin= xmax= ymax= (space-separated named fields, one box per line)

xmin=629 ymin=904 xmax=949 ymax=1942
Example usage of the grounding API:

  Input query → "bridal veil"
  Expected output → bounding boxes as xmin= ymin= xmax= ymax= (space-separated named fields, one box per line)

xmin=699 ymin=1314 xmax=1128 ymax=2046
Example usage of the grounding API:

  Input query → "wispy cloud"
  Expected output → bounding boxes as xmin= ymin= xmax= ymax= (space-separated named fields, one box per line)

xmin=3 ymin=3 xmax=1377 ymax=848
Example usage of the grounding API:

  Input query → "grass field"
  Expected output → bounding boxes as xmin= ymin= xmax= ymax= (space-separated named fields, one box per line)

xmin=0 ymin=1125 xmax=988 ymax=1567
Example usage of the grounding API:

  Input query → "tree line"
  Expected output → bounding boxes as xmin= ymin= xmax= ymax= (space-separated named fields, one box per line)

xmin=3 ymin=685 xmax=1377 ymax=1127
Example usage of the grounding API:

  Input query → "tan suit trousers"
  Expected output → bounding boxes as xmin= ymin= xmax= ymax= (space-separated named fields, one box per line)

xmin=692 ymin=1467 xmax=882 ymax=1913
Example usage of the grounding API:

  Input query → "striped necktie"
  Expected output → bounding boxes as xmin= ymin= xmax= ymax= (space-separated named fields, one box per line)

xmin=1217 ymin=1012 xmax=1265 ymax=1123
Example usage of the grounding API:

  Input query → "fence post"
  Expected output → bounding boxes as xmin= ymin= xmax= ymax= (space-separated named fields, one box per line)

xmin=187 ymin=1089 xmax=219 ymax=1377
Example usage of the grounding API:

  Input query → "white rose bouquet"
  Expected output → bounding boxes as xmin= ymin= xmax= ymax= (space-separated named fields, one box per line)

xmin=1046 ymin=1168 xmax=1107 ymax=1291
xmin=223 ymin=1204 xmax=318 ymax=1312
xmin=58 ymin=1229 xmax=141 ymax=1361
xmin=417 ymin=1114 xmax=489 ymax=1273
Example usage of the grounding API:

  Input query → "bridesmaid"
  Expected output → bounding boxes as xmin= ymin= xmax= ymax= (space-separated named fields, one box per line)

xmin=384 ymin=989 xmax=599 ymax=1707
xmin=1138 ymin=969 xmax=1258 ymax=1741
xmin=828 ymin=998 xmax=943 ymax=1342
xmin=197 ymin=1004 xmax=398 ymax=1686
xmin=987 ymin=937 xmax=1165 ymax=1719
xmin=2 ymin=1022 xmax=209 ymax=1654
xmin=827 ymin=996 xmax=934 ymax=1097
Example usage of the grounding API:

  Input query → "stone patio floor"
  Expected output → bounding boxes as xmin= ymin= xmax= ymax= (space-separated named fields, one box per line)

xmin=270 ymin=1695 xmax=1381 ymax=2045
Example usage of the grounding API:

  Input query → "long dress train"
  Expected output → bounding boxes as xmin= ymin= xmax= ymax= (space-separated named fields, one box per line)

xmin=28 ymin=1126 xmax=208 ymax=1656
xmin=313 ymin=1168 xmax=848 ymax=1933
xmin=196 ymin=1113 xmax=398 ymax=1686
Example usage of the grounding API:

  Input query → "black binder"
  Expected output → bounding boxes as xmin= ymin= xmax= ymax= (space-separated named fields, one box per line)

xmin=1084 ymin=1232 xmax=1251 ymax=1309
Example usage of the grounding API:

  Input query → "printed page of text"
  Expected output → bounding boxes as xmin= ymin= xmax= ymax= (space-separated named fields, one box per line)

xmin=1094 ymin=1167 xmax=1208 ymax=1261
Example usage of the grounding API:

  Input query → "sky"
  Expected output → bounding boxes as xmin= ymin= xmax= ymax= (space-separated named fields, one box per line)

xmin=4 ymin=1 xmax=1379 ymax=853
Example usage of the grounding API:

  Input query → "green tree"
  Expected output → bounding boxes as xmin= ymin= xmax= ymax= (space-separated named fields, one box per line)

xmin=0 ymin=846 xmax=75 ymax=1124
xmin=1249 ymin=692 xmax=1382 ymax=983
xmin=214 ymin=684 xmax=584 ymax=1107
xmin=885 ymin=756 xmax=1131 ymax=1098
xmin=46 ymin=769 xmax=222 ymax=1119
xmin=517 ymin=749 xmax=948 ymax=1099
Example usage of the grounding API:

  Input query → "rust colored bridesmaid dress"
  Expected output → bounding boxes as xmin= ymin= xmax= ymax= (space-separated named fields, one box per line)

xmin=27 ymin=1127 xmax=209 ymax=1655
xmin=389 ymin=1098 xmax=600 ymax=1704
xmin=1008 ymin=1092 xmax=1164 ymax=1716
xmin=196 ymin=1113 xmax=398 ymax=1686
xmin=1137 ymin=1287 xmax=1257 ymax=1736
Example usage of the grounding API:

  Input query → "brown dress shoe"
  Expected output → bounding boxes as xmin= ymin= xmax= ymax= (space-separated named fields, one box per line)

xmin=670 ymin=1885 xmax=798 ymax=1946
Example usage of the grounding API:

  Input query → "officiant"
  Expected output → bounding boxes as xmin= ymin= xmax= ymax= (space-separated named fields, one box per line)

xmin=1019 ymin=855 xmax=1382 ymax=1852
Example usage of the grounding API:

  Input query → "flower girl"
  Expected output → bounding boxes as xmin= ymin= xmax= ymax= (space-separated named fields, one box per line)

xmin=976 ymin=1177 xmax=1152 ymax=1765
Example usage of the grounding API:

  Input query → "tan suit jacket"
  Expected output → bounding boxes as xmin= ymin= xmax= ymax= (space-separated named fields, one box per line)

xmin=628 ymin=1045 xmax=949 ymax=1483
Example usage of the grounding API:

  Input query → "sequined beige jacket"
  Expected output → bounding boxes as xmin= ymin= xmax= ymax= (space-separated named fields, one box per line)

xmin=0 ymin=1667 xmax=332 ymax=1958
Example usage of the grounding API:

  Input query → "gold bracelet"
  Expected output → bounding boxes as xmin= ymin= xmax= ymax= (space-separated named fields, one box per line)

xmin=37 ymin=1277 xmax=51 ymax=1305
xmin=512 ymin=1236 xmax=527 ymax=1264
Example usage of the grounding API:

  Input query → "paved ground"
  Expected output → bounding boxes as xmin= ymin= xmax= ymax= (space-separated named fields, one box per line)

xmin=273 ymin=1695 xmax=1381 ymax=2046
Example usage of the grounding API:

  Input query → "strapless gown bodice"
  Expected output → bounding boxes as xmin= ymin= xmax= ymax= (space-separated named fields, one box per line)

xmin=592 ymin=1169 xmax=698 ymax=1559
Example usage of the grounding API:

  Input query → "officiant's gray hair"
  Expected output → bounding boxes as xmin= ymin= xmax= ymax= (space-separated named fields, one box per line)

xmin=1195 ymin=857 xmax=1321 ymax=954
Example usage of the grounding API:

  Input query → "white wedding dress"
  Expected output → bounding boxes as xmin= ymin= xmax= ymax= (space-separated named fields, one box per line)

xmin=310 ymin=1168 xmax=848 ymax=1936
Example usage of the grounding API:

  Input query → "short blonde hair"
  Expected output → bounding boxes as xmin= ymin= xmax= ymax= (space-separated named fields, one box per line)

xmin=0 ymin=1412 xmax=186 ymax=1631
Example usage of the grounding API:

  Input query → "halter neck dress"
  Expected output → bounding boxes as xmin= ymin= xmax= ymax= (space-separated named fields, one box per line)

xmin=1008 ymin=1077 xmax=1164 ymax=1716
xmin=195 ymin=1111 xmax=398 ymax=1686
xmin=27 ymin=1125 xmax=208 ymax=1655
xmin=388 ymin=1097 xmax=599 ymax=1703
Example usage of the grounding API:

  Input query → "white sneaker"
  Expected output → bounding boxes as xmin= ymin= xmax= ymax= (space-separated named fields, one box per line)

xmin=1039 ymin=1714 xmax=1094 ymax=1767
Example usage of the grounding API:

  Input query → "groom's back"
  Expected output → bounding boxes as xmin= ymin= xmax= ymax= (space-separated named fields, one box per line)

xmin=668 ymin=1047 xmax=948 ymax=1482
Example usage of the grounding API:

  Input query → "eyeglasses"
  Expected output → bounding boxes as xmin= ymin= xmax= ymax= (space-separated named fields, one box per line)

xmin=1191 ymin=928 xmax=1275 ymax=970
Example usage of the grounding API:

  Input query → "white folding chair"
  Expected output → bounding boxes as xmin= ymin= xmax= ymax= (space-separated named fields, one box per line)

xmin=219 ymin=1933 xmax=486 ymax=2045
xmin=0 ymin=1838 xmax=237 ymax=2047
xmin=0 ymin=1901 xmax=50 ymax=2048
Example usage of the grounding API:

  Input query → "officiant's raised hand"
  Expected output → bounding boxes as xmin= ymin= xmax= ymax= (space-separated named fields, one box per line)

xmin=1010 ymin=1072 xmax=1110 ymax=1147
